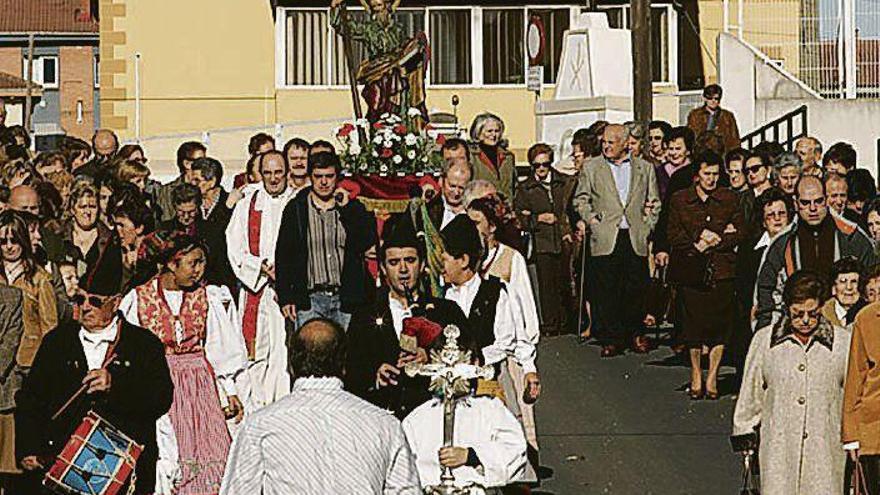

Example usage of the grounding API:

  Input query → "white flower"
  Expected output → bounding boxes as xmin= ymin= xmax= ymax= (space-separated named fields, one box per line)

xmin=380 ymin=113 xmax=391 ymax=120
xmin=383 ymin=140 xmax=393 ymax=149
xmin=373 ymin=135 xmax=383 ymax=145
xmin=349 ymin=143 xmax=361 ymax=155
xmin=405 ymin=134 xmax=418 ymax=146
xmin=392 ymin=155 xmax=403 ymax=164
xmin=372 ymin=151 xmax=379 ymax=157
xmin=380 ymin=164 xmax=388 ymax=172
xmin=421 ymin=156 xmax=429 ymax=163
xmin=407 ymin=150 xmax=416 ymax=160
xmin=407 ymin=107 xmax=422 ymax=117
xmin=356 ymin=118 xmax=369 ymax=127
xmin=391 ymin=133 xmax=401 ymax=141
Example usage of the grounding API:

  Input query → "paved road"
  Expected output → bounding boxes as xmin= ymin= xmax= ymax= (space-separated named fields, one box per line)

xmin=533 ymin=336 xmax=743 ymax=494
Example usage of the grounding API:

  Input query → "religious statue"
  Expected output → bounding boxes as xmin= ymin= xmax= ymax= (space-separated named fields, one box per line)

xmin=330 ymin=0 xmax=429 ymax=128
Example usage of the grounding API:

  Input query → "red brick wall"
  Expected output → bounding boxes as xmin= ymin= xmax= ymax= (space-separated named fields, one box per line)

xmin=59 ymin=46 xmax=95 ymax=140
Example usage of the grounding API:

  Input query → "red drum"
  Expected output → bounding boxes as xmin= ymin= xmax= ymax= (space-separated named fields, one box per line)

xmin=44 ymin=411 xmax=142 ymax=495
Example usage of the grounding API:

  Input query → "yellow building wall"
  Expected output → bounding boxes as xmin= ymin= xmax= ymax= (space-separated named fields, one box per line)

xmin=102 ymin=0 xmax=685 ymax=180
xmin=698 ymin=0 xmax=801 ymax=84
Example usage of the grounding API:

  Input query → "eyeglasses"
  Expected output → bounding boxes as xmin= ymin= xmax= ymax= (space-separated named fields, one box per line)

xmin=798 ymin=197 xmax=826 ymax=208
xmin=71 ymin=293 xmax=111 ymax=308
xmin=789 ymin=308 xmax=821 ymax=321
xmin=764 ymin=211 xmax=788 ymax=220
xmin=705 ymin=96 xmax=721 ymax=101
xmin=0 ymin=237 xmax=17 ymax=246
xmin=532 ymin=161 xmax=552 ymax=168
xmin=649 ymin=136 xmax=664 ymax=141
xmin=745 ymin=165 xmax=766 ymax=174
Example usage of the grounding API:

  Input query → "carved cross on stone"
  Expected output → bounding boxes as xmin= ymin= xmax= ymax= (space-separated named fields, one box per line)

xmin=404 ymin=325 xmax=494 ymax=494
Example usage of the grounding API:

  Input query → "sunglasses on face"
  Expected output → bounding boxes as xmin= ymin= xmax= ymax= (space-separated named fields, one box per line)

xmin=705 ymin=96 xmax=721 ymax=101
xmin=72 ymin=293 xmax=111 ymax=308
xmin=532 ymin=161 xmax=552 ymax=168
xmin=798 ymin=197 xmax=826 ymax=208
xmin=0 ymin=237 xmax=17 ymax=246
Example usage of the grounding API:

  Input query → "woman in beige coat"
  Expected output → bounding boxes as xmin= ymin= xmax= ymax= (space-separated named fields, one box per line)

xmin=733 ymin=271 xmax=849 ymax=494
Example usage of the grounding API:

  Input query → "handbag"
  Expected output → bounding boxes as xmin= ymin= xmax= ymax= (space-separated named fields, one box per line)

xmin=668 ymin=252 xmax=715 ymax=289
xmin=739 ymin=452 xmax=760 ymax=495
xmin=644 ymin=266 xmax=673 ymax=326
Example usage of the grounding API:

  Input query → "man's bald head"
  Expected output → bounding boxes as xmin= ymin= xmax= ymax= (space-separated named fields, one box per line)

xmin=290 ymin=318 xmax=347 ymax=379
xmin=92 ymin=129 xmax=119 ymax=159
xmin=9 ymin=185 xmax=39 ymax=216
xmin=602 ymin=124 xmax=628 ymax=162
xmin=796 ymin=175 xmax=828 ymax=226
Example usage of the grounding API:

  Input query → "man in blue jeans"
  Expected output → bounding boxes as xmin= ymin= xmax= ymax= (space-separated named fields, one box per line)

xmin=275 ymin=151 xmax=376 ymax=335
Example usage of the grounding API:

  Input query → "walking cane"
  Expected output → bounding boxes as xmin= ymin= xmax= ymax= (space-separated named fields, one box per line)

xmin=576 ymin=226 xmax=589 ymax=340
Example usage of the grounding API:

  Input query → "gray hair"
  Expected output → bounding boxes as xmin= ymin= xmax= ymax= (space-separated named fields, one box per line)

xmin=469 ymin=113 xmax=506 ymax=144
xmin=191 ymin=157 xmax=224 ymax=186
xmin=774 ymin=152 xmax=802 ymax=174
xmin=463 ymin=179 xmax=497 ymax=207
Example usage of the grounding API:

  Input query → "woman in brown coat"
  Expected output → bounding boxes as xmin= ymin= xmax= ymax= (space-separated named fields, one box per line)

xmin=667 ymin=151 xmax=743 ymax=400
xmin=0 ymin=210 xmax=57 ymax=476
xmin=468 ymin=113 xmax=517 ymax=202
xmin=842 ymin=301 xmax=880 ymax=491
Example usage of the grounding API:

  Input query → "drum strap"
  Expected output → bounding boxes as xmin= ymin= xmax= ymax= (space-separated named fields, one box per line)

xmin=52 ymin=321 xmax=123 ymax=421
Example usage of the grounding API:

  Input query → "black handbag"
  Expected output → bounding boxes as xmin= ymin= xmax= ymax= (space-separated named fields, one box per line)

xmin=644 ymin=266 xmax=673 ymax=326
xmin=731 ymin=431 xmax=760 ymax=495
xmin=668 ymin=252 xmax=715 ymax=289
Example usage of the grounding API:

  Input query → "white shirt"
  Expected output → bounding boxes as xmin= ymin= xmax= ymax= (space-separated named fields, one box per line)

xmin=389 ymin=294 xmax=412 ymax=338
xmin=834 ymin=299 xmax=849 ymax=325
xmin=441 ymin=197 xmax=460 ymax=230
xmin=402 ymin=396 xmax=527 ymax=490
xmin=220 ymin=377 xmax=421 ymax=495
xmin=445 ymin=275 xmax=528 ymax=371
xmin=78 ymin=317 xmax=119 ymax=370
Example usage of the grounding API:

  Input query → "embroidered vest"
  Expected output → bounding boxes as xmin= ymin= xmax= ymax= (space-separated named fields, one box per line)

xmin=135 ymin=278 xmax=208 ymax=355
xmin=466 ymin=276 xmax=504 ymax=351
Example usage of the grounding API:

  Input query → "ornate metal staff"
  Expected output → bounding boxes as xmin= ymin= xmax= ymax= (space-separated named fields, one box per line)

xmin=405 ymin=325 xmax=494 ymax=495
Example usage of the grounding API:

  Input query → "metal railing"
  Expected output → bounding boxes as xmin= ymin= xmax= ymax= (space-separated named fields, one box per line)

xmin=740 ymin=104 xmax=808 ymax=150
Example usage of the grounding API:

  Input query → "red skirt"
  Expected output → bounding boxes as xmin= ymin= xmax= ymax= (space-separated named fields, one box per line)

xmin=166 ymin=351 xmax=231 ymax=495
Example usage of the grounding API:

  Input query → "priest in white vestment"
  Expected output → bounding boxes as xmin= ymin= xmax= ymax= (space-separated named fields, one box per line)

xmin=226 ymin=151 xmax=297 ymax=407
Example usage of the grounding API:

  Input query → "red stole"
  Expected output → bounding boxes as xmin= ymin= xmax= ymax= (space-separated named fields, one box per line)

xmin=135 ymin=278 xmax=208 ymax=354
xmin=242 ymin=193 xmax=263 ymax=359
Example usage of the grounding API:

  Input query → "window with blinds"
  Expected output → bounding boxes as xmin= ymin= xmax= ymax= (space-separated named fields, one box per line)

xmin=285 ymin=10 xmax=328 ymax=86
xmin=429 ymin=10 xmax=472 ymax=85
xmin=483 ymin=9 xmax=525 ymax=84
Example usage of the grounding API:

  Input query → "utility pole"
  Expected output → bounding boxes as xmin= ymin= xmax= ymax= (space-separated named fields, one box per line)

xmin=631 ymin=0 xmax=653 ymax=122
xmin=24 ymin=33 xmax=34 ymax=134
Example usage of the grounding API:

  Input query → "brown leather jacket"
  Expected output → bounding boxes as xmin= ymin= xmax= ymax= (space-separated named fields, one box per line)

xmin=667 ymin=185 xmax=744 ymax=283
xmin=687 ymin=106 xmax=741 ymax=152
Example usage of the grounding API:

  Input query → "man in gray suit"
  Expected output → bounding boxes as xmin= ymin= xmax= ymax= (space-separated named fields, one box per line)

xmin=573 ymin=124 xmax=661 ymax=357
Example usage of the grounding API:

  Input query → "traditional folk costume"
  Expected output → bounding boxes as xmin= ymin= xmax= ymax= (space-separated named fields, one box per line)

xmin=226 ymin=185 xmax=296 ymax=406
xmin=14 ymin=260 xmax=173 ymax=494
xmin=480 ymin=242 xmax=540 ymax=451
xmin=402 ymin=396 xmax=527 ymax=494
xmin=120 ymin=279 xmax=247 ymax=495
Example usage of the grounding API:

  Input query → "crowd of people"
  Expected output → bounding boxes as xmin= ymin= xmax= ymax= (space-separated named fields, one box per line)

xmin=0 ymin=80 xmax=877 ymax=494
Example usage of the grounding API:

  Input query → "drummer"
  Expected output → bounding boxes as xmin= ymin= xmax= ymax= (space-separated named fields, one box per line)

xmin=14 ymin=253 xmax=173 ymax=494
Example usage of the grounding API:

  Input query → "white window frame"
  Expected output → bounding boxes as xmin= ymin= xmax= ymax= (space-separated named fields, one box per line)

xmin=23 ymin=55 xmax=59 ymax=89
xmin=275 ymin=5 xmax=579 ymax=90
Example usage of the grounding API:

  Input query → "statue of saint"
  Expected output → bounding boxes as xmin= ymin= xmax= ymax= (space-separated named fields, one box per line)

xmin=331 ymin=0 xmax=428 ymax=129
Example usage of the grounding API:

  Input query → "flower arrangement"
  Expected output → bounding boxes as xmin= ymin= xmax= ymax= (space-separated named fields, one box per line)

xmin=335 ymin=108 xmax=445 ymax=176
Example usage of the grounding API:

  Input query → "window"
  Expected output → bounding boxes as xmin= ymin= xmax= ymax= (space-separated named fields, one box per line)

xmin=278 ymin=6 xmax=576 ymax=88
xmin=284 ymin=10 xmax=328 ymax=85
xmin=483 ymin=9 xmax=525 ymax=84
xmin=23 ymin=56 xmax=59 ymax=89
xmin=528 ymin=8 xmax=570 ymax=84
xmin=429 ymin=9 xmax=472 ymax=85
